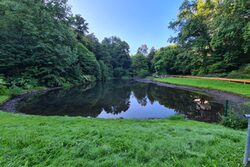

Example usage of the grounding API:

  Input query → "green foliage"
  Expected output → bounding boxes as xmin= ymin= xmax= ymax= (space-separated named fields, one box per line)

xmin=221 ymin=111 xmax=248 ymax=129
xmin=0 ymin=96 xmax=9 ymax=104
xmin=158 ymin=0 xmax=250 ymax=76
xmin=70 ymin=14 xmax=89 ymax=35
xmin=131 ymin=54 xmax=150 ymax=77
xmin=101 ymin=37 xmax=132 ymax=78
xmin=0 ymin=76 xmax=8 ymax=95
xmin=8 ymin=86 xmax=24 ymax=96
xmin=8 ymin=76 xmax=38 ymax=90
xmin=147 ymin=47 xmax=156 ymax=73
xmin=131 ymin=45 xmax=156 ymax=77
xmin=113 ymin=67 xmax=129 ymax=78
xmin=0 ymin=0 xmax=132 ymax=88
xmin=98 ymin=60 xmax=110 ymax=80
xmin=153 ymin=45 xmax=192 ymax=75
xmin=228 ymin=64 xmax=250 ymax=79
xmin=76 ymin=43 xmax=101 ymax=80
xmin=0 ymin=112 xmax=246 ymax=166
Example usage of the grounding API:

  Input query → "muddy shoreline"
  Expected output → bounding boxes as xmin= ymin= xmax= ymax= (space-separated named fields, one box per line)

xmin=134 ymin=78 xmax=249 ymax=104
xmin=0 ymin=87 xmax=61 ymax=112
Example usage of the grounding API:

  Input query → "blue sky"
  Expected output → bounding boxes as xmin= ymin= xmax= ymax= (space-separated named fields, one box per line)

xmin=68 ymin=0 xmax=183 ymax=54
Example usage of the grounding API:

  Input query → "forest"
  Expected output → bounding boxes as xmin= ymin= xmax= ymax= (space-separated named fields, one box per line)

xmin=133 ymin=0 xmax=250 ymax=78
xmin=0 ymin=0 xmax=249 ymax=91
xmin=0 ymin=0 xmax=131 ymax=89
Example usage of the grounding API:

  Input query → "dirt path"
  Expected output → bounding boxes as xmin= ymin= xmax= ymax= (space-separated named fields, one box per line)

xmin=135 ymin=78 xmax=249 ymax=104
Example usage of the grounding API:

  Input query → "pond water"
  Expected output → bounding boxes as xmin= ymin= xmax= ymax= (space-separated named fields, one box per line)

xmin=15 ymin=80 xmax=232 ymax=122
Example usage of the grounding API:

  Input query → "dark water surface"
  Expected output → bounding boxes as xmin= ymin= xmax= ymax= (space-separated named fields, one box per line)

xmin=14 ymin=80 xmax=233 ymax=122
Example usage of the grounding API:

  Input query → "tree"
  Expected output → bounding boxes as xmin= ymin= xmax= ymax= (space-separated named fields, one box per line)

xmin=70 ymin=14 xmax=89 ymax=35
xmin=131 ymin=54 xmax=149 ymax=77
xmin=42 ymin=0 xmax=72 ymax=23
xmin=0 ymin=0 xmax=133 ymax=87
xmin=137 ymin=44 xmax=148 ymax=56
xmin=147 ymin=47 xmax=156 ymax=73
xmin=152 ymin=45 xmax=192 ymax=75
xmin=101 ymin=37 xmax=132 ymax=78
xmin=168 ymin=0 xmax=250 ymax=76
xmin=0 ymin=0 xmax=79 ymax=86
xmin=209 ymin=0 xmax=250 ymax=73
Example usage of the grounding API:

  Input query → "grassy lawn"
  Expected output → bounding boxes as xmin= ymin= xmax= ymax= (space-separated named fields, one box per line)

xmin=154 ymin=77 xmax=250 ymax=97
xmin=0 ymin=112 xmax=246 ymax=167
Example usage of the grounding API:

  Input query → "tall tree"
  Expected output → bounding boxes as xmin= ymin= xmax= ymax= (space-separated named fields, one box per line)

xmin=147 ymin=47 xmax=156 ymax=73
xmin=137 ymin=44 xmax=148 ymax=56
xmin=168 ymin=0 xmax=250 ymax=75
xmin=101 ymin=37 xmax=131 ymax=78
xmin=131 ymin=54 xmax=149 ymax=77
xmin=70 ymin=14 xmax=89 ymax=35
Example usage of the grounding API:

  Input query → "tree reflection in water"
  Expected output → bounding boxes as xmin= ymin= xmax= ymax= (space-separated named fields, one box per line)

xmin=17 ymin=80 xmax=225 ymax=122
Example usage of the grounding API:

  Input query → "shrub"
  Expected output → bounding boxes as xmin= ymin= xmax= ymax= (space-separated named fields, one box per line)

xmin=221 ymin=111 xmax=248 ymax=129
xmin=137 ymin=69 xmax=150 ymax=78
xmin=8 ymin=86 xmax=24 ymax=96
xmin=9 ymin=76 xmax=38 ymax=90
xmin=0 ymin=76 xmax=8 ymax=94
xmin=228 ymin=64 xmax=250 ymax=79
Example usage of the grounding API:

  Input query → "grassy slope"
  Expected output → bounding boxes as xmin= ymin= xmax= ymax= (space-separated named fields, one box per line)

xmin=0 ymin=112 xmax=246 ymax=167
xmin=155 ymin=78 xmax=250 ymax=97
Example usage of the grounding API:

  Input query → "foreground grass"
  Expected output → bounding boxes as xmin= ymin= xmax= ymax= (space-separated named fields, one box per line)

xmin=0 ymin=112 xmax=246 ymax=167
xmin=155 ymin=77 xmax=250 ymax=97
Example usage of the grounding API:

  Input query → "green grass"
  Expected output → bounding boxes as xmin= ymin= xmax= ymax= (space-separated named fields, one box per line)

xmin=0 ymin=95 xmax=10 ymax=104
xmin=0 ymin=112 xmax=246 ymax=167
xmin=154 ymin=77 xmax=250 ymax=97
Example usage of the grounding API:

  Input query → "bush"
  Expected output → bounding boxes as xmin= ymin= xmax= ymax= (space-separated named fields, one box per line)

xmin=137 ymin=69 xmax=150 ymax=78
xmin=8 ymin=86 xmax=24 ymax=96
xmin=0 ymin=77 xmax=8 ymax=95
xmin=221 ymin=111 xmax=248 ymax=129
xmin=9 ymin=76 xmax=38 ymax=90
xmin=228 ymin=64 xmax=250 ymax=79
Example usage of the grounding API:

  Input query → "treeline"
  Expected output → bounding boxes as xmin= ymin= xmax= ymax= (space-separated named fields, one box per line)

xmin=1 ymin=0 xmax=249 ymax=91
xmin=132 ymin=0 xmax=250 ymax=78
xmin=0 ymin=0 xmax=131 ymax=88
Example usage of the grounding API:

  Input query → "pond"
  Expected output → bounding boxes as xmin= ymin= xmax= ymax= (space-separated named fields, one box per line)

xmin=13 ymin=80 xmax=236 ymax=122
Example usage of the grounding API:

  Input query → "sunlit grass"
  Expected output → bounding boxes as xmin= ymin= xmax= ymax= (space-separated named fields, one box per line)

xmin=154 ymin=77 xmax=250 ymax=97
xmin=0 ymin=112 xmax=246 ymax=166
